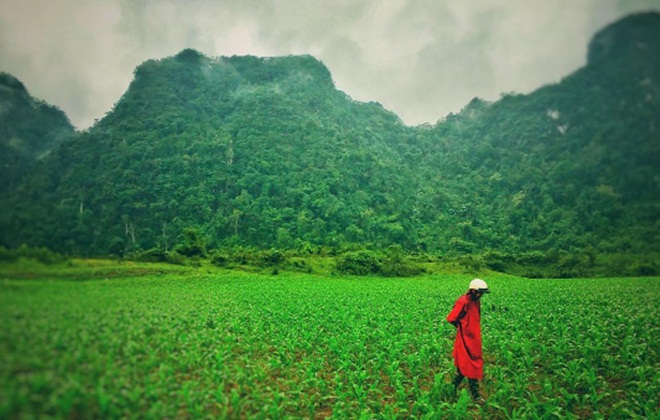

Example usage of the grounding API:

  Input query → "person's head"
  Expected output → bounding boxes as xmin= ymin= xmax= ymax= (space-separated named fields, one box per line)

xmin=468 ymin=278 xmax=490 ymax=300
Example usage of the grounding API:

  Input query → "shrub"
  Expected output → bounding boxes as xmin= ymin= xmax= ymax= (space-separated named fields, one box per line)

xmin=259 ymin=249 xmax=287 ymax=267
xmin=381 ymin=245 xmax=424 ymax=277
xmin=482 ymin=251 xmax=512 ymax=272
xmin=0 ymin=246 xmax=17 ymax=262
xmin=173 ymin=228 xmax=207 ymax=258
xmin=165 ymin=251 xmax=187 ymax=266
xmin=134 ymin=248 xmax=168 ymax=263
xmin=290 ymin=258 xmax=312 ymax=273
xmin=557 ymin=252 xmax=589 ymax=278
xmin=229 ymin=247 xmax=255 ymax=265
xmin=2 ymin=245 xmax=66 ymax=264
xmin=335 ymin=251 xmax=383 ymax=276
xmin=632 ymin=263 xmax=657 ymax=276
xmin=210 ymin=252 xmax=230 ymax=267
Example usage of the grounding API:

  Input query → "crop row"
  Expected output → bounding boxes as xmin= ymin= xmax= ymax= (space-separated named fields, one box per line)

xmin=1 ymin=273 xmax=658 ymax=418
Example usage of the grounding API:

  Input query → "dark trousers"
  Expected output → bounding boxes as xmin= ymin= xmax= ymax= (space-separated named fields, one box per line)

xmin=452 ymin=370 xmax=479 ymax=399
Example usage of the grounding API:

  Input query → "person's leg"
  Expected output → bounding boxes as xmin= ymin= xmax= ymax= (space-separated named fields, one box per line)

xmin=468 ymin=378 xmax=485 ymax=403
xmin=452 ymin=369 xmax=464 ymax=395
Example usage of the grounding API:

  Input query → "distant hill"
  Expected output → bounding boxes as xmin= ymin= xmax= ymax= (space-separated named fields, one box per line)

xmin=408 ymin=11 xmax=660 ymax=256
xmin=0 ymin=72 xmax=75 ymax=195
xmin=1 ymin=13 xmax=658 ymax=274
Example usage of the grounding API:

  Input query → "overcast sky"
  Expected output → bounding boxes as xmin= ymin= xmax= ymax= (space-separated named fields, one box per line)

xmin=1 ymin=0 xmax=659 ymax=129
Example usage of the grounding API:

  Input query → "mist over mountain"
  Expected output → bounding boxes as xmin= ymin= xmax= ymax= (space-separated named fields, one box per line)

xmin=0 ymin=72 xmax=75 ymax=195
xmin=1 ymin=12 xmax=658 ymax=274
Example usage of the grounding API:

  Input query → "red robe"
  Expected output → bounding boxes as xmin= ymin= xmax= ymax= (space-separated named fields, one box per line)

xmin=446 ymin=293 xmax=483 ymax=379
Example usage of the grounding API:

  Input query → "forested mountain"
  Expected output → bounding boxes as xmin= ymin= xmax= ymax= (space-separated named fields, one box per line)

xmin=1 ymin=13 xmax=658 ymax=267
xmin=0 ymin=73 xmax=75 ymax=195
xmin=406 ymin=12 xmax=660 ymax=256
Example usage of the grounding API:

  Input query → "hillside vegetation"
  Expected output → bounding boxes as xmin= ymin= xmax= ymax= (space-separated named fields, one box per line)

xmin=0 ymin=73 xmax=75 ymax=196
xmin=1 ymin=13 xmax=658 ymax=276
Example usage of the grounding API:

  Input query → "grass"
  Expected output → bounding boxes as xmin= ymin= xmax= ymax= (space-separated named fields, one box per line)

xmin=1 ymin=261 xmax=658 ymax=418
xmin=0 ymin=257 xmax=196 ymax=280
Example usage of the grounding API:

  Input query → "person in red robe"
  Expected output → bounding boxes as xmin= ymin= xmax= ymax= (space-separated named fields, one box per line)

xmin=446 ymin=278 xmax=490 ymax=402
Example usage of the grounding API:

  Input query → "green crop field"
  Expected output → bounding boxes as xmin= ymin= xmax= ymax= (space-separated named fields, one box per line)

xmin=1 ymin=266 xmax=658 ymax=419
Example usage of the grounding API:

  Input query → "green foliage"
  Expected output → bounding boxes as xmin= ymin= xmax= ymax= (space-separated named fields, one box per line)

xmin=164 ymin=251 xmax=190 ymax=266
xmin=209 ymin=250 xmax=230 ymax=267
xmin=481 ymin=250 xmax=660 ymax=278
xmin=381 ymin=245 xmax=425 ymax=277
xmin=133 ymin=248 xmax=168 ymax=263
xmin=172 ymin=228 xmax=207 ymax=258
xmin=1 ymin=271 xmax=658 ymax=418
xmin=1 ymin=14 xmax=659 ymax=269
xmin=0 ymin=258 xmax=192 ymax=280
xmin=0 ymin=244 xmax=66 ymax=264
xmin=210 ymin=247 xmax=288 ymax=270
xmin=0 ymin=73 xmax=75 ymax=197
xmin=258 ymin=248 xmax=287 ymax=267
xmin=335 ymin=250 xmax=383 ymax=276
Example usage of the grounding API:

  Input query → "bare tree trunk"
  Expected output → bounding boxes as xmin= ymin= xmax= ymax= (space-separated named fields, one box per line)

xmin=125 ymin=220 xmax=136 ymax=244
xmin=162 ymin=222 xmax=170 ymax=251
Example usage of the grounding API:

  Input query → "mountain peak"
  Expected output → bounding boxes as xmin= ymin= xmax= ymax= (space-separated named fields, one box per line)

xmin=99 ymin=50 xmax=338 ymax=129
xmin=587 ymin=12 xmax=660 ymax=65
xmin=224 ymin=53 xmax=334 ymax=89
xmin=0 ymin=72 xmax=27 ymax=91
xmin=0 ymin=72 xmax=31 ymax=104
xmin=174 ymin=48 xmax=206 ymax=64
xmin=132 ymin=50 xmax=335 ymax=90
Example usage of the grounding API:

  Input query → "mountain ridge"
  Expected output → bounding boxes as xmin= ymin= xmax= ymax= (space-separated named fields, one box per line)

xmin=0 ymin=72 xmax=75 ymax=196
xmin=1 ymin=12 xmax=658 ymax=275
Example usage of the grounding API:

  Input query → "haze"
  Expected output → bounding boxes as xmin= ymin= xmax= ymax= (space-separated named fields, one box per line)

xmin=1 ymin=0 xmax=658 ymax=129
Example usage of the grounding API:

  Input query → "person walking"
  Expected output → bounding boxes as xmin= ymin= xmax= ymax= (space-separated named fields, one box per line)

xmin=446 ymin=278 xmax=490 ymax=403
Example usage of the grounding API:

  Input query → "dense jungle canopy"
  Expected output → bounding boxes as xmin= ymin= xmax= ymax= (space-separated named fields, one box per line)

xmin=1 ymin=13 xmax=658 ymax=273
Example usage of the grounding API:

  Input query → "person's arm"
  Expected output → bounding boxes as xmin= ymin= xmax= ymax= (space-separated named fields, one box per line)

xmin=446 ymin=298 xmax=466 ymax=328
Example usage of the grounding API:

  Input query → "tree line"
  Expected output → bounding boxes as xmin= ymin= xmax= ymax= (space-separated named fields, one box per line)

xmin=1 ymin=14 xmax=659 ymax=277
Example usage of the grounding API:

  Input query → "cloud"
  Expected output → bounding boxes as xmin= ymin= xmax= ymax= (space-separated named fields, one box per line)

xmin=1 ymin=0 xmax=659 ymax=129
